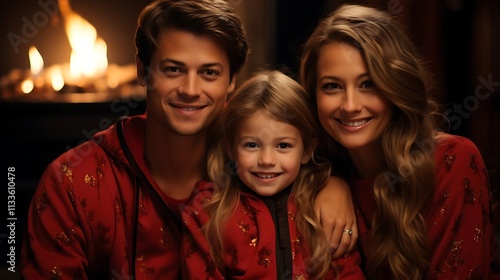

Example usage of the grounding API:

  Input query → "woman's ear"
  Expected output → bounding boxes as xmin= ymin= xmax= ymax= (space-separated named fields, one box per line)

xmin=136 ymin=56 xmax=147 ymax=87
xmin=302 ymin=138 xmax=318 ymax=164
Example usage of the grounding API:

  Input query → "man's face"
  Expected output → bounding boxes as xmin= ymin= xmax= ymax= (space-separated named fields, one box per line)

xmin=139 ymin=28 xmax=235 ymax=136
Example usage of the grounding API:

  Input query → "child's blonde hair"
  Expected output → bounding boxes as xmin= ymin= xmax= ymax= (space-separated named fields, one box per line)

xmin=205 ymin=70 xmax=332 ymax=279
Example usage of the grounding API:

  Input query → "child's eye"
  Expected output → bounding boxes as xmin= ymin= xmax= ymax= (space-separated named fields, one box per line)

xmin=243 ymin=142 xmax=258 ymax=148
xmin=277 ymin=143 xmax=291 ymax=149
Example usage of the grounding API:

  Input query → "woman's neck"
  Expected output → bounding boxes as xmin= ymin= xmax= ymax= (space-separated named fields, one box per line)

xmin=347 ymin=142 xmax=385 ymax=179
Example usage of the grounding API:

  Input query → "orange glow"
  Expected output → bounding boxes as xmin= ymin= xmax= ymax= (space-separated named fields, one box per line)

xmin=21 ymin=79 xmax=34 ymax=94
xmin=59 ymin=0 xmax=108 ymax=80
xmin=50 ymin=66 xmax=65 ymax=91
xmin=28 ymin=46 xmax=43 ymax=77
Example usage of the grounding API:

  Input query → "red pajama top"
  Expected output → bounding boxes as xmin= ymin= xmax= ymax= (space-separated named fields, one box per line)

xmin=181 ymin=183 xmax=366 ymax=279
xmin=353 ymin=133 xmax=499 ymax=279
xmin=21 ymin=115 xmax=200 ymax=279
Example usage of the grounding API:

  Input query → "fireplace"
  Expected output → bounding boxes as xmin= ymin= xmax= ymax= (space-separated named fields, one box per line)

xmin=0 ymin=0 xmax=147 ymax=103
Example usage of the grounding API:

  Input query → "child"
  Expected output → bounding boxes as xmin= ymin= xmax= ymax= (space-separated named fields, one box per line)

xmin=181 ymin=70 xmax=364 ymax=279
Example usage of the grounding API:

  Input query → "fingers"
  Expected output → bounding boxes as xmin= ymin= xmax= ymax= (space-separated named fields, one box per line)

xmin=346 ymin=219 xmax=358 ymax=254
xmin=330 ymin=218 xmax=344 ymax=245
xmin=330 ymin=222 xmax=350 ymax=260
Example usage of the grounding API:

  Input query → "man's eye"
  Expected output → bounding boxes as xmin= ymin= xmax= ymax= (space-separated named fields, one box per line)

xmin=161 ymin=67 xmax=183 ymax=75
xmin=205 ymin=69 xmax=217 ymax=75
xmin=202 ymin=69 xmax=220 ymax=78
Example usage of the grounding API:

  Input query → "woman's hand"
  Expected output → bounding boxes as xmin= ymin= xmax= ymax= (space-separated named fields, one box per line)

xmin=314 ymin=176 xmax=358 ymax=259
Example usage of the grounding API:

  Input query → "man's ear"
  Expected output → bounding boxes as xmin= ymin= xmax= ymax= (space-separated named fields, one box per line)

xmin=136 ymin=55 xmax=147 ymax=87
xmin=228 ymin=74 xmax=237 ymax=94
xmin=301 ymin=138 xmax=318 ymax=164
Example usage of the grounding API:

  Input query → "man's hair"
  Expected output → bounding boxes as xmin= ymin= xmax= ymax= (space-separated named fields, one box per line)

xmin=135 ymin=0 xmax=248 ymax=77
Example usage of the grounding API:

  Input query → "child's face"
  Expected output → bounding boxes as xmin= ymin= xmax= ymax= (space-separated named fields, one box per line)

xmin=232 ymin=110 xmax=310 ymax=196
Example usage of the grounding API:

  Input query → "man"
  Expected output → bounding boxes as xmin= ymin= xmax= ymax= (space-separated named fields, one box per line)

xmin=21 ymin=1 xmax=248 ymax=279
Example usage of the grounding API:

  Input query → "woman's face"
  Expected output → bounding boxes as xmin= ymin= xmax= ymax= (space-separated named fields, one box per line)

xmin=315 ymin=41 xmax=393 ymax=152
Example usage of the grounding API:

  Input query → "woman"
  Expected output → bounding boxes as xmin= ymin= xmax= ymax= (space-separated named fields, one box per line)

xmin=300 ymin=4 xmax=497 ymax=280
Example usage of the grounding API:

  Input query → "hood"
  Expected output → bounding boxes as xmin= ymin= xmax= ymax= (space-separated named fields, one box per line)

xmin=92 ymin=114 xmax=147 ymax=172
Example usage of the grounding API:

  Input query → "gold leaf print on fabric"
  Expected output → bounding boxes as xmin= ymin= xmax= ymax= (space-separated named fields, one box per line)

xmin=448 ymin=240 xmax=465 ymax=272
xmin=438 ymin=240 xmax=465 ymax=274
xmin=48 ymin=266 xmax=62 ymax=280
xmin=473 ymin=226 xmax=483 ymax=242
xmin=463 ymin=178 xmax=477 ymax=204
xmin=96 ymin=222 xmax=111 ymax=246
xmin=159 ymin=226 xmax=172 ymax=248
xmin=61 ymin=163 xmax=73 ymax=183
xmin=257 ymin=247 xmax=273 ymax=268
xmin=241 ymin=198 xmax=259 ymax=224
xmin=238 ymin=221 xmax=250 ymax=234
xmin=137 ymin=254 xmax=155 ymax=278
xmin=35 ymin=190 xmax=49 ymax=216
xmin=96 ymin=156 xmax=105 ymax=180
xmin=250 ymin=235 xmax=258 ymax=247
xmin=67 ymin=185 xmax=77 ymax=207
xmin=467 ymin=153 xmax=479 ymax=174
xmin=292 ymin=238 xmax=301 ymax=261
xmin=440 ymin=143 xmax=457 ymax=172
xmin=434 ymin=192 xmax=451 ymax=226
xmin=54 ymin=226 xmax=77 ymax=248
xmin=84 ymin=174 xmax=97 ymax=188
xmin=468 ymin=266 xmax=482 ymax=280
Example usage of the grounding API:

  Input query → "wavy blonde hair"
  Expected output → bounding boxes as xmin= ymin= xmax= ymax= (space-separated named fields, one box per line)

xmin=300 ymin=5 xmax=439 ymax=279
xmin=205 ymin=70 xmax=332 ymax=279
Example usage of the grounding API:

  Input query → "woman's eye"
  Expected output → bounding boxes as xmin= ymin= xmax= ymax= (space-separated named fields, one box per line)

xmin=322 ymin=83 xmax=340 ymax=90
xmin=360 ymin=80 xmax=374 ymax=88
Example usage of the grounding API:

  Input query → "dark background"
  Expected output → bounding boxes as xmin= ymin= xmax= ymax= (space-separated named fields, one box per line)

xmin=1 ymin=0 xmax=499 ymax=278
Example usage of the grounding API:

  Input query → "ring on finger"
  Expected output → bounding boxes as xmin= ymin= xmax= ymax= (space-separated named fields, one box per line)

xmin=343 ymin=229 xmax=353 ymax=235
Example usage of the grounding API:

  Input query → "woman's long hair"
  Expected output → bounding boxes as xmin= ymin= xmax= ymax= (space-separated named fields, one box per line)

xmin=205 ymin=70 xmax=332 ymax=279
xmin=300 ymin=5 xmax=440 ymax=279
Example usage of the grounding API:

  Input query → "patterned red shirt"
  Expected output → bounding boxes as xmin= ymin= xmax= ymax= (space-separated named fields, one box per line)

xmin=182 ymin=183 xmax=365 ymax=279
xmin=353 ymin=133 xmax=498 ymax=279
xmin=21 ymin=115 xmax=193 ymax=279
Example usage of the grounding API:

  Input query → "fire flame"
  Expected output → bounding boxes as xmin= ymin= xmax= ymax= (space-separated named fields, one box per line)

xmin=28 ymin=46 xmax=44 ymax=77
xmin=50 ymin=66 xmax=65 ymax=91
xmin=59 ymin=0 xmax=108 ymax=80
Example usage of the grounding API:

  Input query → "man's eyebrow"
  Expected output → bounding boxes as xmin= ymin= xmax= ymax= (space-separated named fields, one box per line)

xmin=159 ymin=59 xmax=223 ymax=68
